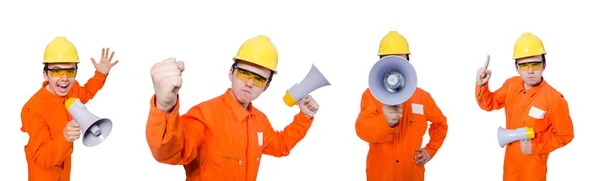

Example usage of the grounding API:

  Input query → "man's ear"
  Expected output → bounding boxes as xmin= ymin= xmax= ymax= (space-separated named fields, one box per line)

xmin=264 ymin=82 xmax=270 ymax=91
xmin=43 ymin=71 xmax=48 ymax=81
xmin=229 ymin=68 xmax=233 ymax=81
xmin=542 ymin=62 xmax=546 ymax=70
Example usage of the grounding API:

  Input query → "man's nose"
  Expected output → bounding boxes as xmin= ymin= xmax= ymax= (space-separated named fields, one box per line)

xmin=527 ymin=67 xmax=534 ymax=74
xmin=244 ymin=79 xmax=254 ymax=88
xmin=60 ymin=73 xmax=68 ymax=80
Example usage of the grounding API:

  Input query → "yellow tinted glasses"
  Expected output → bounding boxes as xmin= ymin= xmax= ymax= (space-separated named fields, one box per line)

xmin=234 ymin=67 xmax=268 ymax=88
xmin=47 ymin=68 xmax=77 ymax=78
xmin=517 ymin=61 xmax=543 ymax=71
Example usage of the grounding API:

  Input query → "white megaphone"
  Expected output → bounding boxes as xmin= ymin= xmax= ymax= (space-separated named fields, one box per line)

xmin=497 ymin=126 xmax=535 ymax=148
xmin=368 ymin=55 xmax=418 ymax=105
xmin=65 ymin=98 xmax=113 ymax=147
xmin=283 ymin=64 xmax=332 ymax=107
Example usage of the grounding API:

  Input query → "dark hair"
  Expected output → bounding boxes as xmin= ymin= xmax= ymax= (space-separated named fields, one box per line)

xmin=43 ymin=63 xmax=78 ymax=73
xmin=380 ymin=54 xmax=410 ymax=61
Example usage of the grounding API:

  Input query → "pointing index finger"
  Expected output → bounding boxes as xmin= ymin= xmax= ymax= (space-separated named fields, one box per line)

xmin=484 ymin=55 xmax=490 ymax=69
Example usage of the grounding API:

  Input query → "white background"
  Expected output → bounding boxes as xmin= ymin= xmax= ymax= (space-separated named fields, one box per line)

xmin=0 ymin=0 xmax=597 ymax=180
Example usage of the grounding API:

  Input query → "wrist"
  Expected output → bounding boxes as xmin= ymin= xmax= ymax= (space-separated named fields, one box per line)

xmin=156 ymin=100 xmax=176 ymax=113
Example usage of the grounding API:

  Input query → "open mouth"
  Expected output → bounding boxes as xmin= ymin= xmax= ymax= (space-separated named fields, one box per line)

xmin=57 ymin=83 xmax=70 ymax=92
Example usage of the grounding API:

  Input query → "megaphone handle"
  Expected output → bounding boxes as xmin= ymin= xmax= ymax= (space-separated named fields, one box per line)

xmin=89 ymin=125 xmax=101 ymax=136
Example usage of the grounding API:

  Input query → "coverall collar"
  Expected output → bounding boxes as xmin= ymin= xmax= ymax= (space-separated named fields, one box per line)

xmin=223 ymin=88 xmax=256 ymax=122
xmin=40 ymin=81 xmax=68 ymax=105
xmin=518 ymin=77 xmax=548 ymax=97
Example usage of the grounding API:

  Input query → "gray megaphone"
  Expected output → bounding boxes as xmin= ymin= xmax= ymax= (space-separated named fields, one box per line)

xmin=497 ymin=126 xmax=535 ymax=148
xmin=368 ymin=55 xmax=418 ymax=105
xmin=283 ymin=64 xmax=331 ymax=107
xmin=64 ymin=98 xmax=113 ymax=147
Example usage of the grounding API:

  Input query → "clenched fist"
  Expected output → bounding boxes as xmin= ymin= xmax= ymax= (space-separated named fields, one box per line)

xmin=382 ymin=104 xmax=403 ymax=127
xmin=63 ymin=120 xmax=81 ymax=142
xmin=151 ymin=57 xmax=185 ymax=113
xmin=298 ymin=95 xmax=319 ymax=119
xmin=476 ymin=55 xmax=492 ymax=86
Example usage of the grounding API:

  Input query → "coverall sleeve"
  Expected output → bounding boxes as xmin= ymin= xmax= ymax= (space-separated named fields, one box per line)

xmin=423 ymin=94 xmax=448 ymax=158
xmin=531 ymin=96 xmax=574 ymax=154
xmin=261 ymin=112 xmax=314 ymax=157
xmin=146 ymin=95 xmax=208 ymax=165
xmin=71 ymin=70 xmax=108 ymax=104
xmin=21 ymin=108 xmax=74 ymax=169
xmin=475 ymin=80 xmax=509 ymax=111
xmin=355 ymin=90 xmax=395 ymax=143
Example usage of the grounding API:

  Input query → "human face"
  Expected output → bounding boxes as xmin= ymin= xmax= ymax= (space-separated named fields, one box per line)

xmin=229 ymin=61 xmax=272 ymax=105
xmin=43 ymin=63 xmax=77 ymax=97
xmin=515 ymin=55 xmax=544 ymax=89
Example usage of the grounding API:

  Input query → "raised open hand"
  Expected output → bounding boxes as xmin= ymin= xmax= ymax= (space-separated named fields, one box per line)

xmin=91 ymin=47 xmax=119 ymax=75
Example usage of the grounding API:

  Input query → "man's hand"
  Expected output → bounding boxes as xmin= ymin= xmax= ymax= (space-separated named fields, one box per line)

xmin=63 ymin=120 xmax=81 ymax=142
xmin=150 ymin=57 xmax=185 ymax=113
xmin=298 ymin=95 xmax=319 ymax=119
xmin=91 ymin=47 xmax=119 ymax=75
xmin=476 ymin=55 xmax=492 ymax=86
xmin=382 ymin=104 xmax=402 ymax=127
xmin=414 ymin=148 xmax=431 ymax=166
xmin=520 ymin=140 xmax=532 ymax=155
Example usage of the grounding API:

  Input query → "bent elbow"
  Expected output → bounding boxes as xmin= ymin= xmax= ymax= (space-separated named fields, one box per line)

xmin=478 ymin=105 xmax=494 ymax=112
xmin=562 ymin=134 xmax=575 ymax=146
xmin=31 ymin=156 xmax=59 ymax=169
xmin=355 ymin=130 xmax=371 ymax=143
xmin=355 ymin=124 xmax=379 ymax=143
xmin=149 ymin=147 xmax=183 ymax=165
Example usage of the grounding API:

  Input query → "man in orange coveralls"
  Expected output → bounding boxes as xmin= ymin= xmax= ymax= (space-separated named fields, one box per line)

xmin=475 ymin=32 xmax=574 ymax=181
xmin=145 ymin=35 xmax=321 ymax=181
xmin=355 ymin=31 xmax=449 ymax=181
xmin=20 ymin=36 xmax=119 ymax=181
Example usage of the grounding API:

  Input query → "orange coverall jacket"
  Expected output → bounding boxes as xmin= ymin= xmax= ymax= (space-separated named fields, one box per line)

xmin=475 ymin=76 xmax=574 ymax=181
xmin=146 ymin=88 xmax=315 ymax=181
xmin=355 ymin=87 xmax=448 ymax=181
xmin=20 ymin=71 xmax=108 ymax=181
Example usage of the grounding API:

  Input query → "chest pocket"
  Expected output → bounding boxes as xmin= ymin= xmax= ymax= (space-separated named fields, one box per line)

xmin=408 ymin=103 xmax=428 ymax=135
xmin=526 ymin=105 xmax=549 ymax=134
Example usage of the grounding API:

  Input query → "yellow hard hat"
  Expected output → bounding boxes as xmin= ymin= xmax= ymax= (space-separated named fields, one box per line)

xmin=513 ymin=32 xmax=546 ymax=60
xmin=378 ymin=31 xmax=410 ymax=56
xmin=43 ymin=36 xmax=80 ymax=64
xmin=234 ymin=35 xmax=279 ymax=73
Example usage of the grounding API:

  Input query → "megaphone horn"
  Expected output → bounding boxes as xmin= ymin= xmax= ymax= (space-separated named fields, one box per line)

xmin=497 ymin=126 xmax=535 ymax=148
xmin=368 ymin=55 xmax=418 ymax=105
xmin=283 ymin=64 xmax=332 ymax=107
xmin=65 ymin=98 xmax=113 ymax=147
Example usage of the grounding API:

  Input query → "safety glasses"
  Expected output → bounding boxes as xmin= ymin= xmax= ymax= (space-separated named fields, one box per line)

xmin=47 ymin=68 xmax=77 ymax=78
xmin=234 ymin=66 xmax=268 ymax=88
xmin=516 ymin=61 xmax=543 ymax=71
